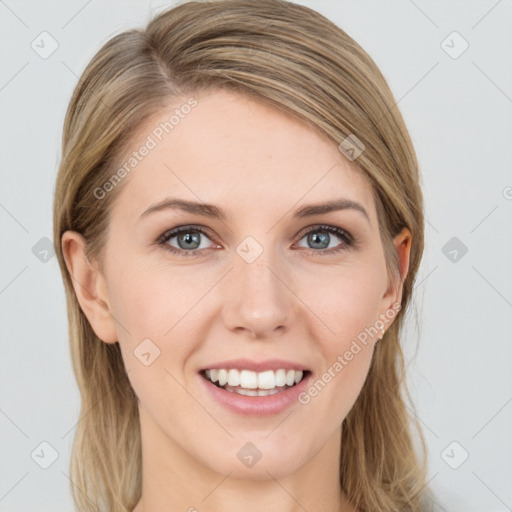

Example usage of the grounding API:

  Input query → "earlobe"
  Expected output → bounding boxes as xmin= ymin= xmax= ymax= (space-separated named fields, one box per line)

xmin=61 ymin=231 xmax=118 ymax=344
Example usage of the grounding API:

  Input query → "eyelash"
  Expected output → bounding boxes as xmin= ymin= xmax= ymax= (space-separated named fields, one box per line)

xmin=156 ymin=224 xmax=357 ymax=258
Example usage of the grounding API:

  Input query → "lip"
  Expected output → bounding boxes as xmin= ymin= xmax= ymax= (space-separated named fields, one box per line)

xmin=200 ymin=358 xmax=309 ymax=372
xmin=199 ymin=366 xmax=312 ymax=417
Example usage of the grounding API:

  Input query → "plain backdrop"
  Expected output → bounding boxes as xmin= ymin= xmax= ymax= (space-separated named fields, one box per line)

xmin=1 ymin=1 xmax=511 ymax=511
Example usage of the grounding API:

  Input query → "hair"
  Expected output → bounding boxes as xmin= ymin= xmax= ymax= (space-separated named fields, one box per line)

xmin=53 ymin=1 xmax=436 ymax=510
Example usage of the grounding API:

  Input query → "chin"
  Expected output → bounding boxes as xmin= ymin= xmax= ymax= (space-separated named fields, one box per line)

xmin=197 ymin=432 xmax=317 ymax=480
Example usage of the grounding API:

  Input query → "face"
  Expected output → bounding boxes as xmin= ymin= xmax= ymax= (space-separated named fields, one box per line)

xmin=65 ymin=88 xmax=409 ymax=480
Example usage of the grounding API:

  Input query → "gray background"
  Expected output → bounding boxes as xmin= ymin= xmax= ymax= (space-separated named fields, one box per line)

xmin=1 ymin=0 xmax=511 ymax=510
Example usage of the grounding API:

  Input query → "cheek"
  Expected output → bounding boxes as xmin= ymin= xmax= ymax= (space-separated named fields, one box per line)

xmin=297 ymin=261 xmax=386 ymax=342
xmin=107 ymin=259 xmax=191 ymax=340
xmin=106 ymin=258 xmax=210 ymax=383
xmin=296 ymin=264 xmax=384 ymax=409
xmin=106 ymin=261 xmax=195 ymax=411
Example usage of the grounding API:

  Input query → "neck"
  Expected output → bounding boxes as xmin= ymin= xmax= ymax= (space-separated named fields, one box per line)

xmin=132 ymin=406 xmax=349 ymax=512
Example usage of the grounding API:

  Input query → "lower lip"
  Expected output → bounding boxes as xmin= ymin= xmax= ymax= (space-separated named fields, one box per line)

xmin=200 ymin=373 xmax=311 ymax=416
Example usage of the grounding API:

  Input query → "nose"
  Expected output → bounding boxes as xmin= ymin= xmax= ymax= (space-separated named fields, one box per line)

xmin=220 ymin=251 xmax=294 ymax=340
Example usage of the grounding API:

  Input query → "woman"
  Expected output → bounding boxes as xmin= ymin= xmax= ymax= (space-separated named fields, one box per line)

xmin=53 ymin=0 xmax=437 ymax=510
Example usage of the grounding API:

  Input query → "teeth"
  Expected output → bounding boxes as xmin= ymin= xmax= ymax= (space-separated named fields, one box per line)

xmin=218 ymin=369 xmax=228 ymax=387
xmin=224 ymin=387 xmax=283 ymax=396
xmin=257 ymin=370 xmax=275 ymax=389
xmin=275 ymin=369 xmax=286 ymax=387
xmin=240 ymin=370 xmax=258 ymax=389
xmin=227 ymin=369 xmax=240 ymax=386
xmin=204 ymin=368 xmax=305 ymax=391
xmin=237 ymin=388 xmax=258 ymax=396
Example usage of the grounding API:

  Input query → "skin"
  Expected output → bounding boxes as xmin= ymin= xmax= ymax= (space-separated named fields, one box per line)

xmin=62 ymin=88 xmax=411 ymax=512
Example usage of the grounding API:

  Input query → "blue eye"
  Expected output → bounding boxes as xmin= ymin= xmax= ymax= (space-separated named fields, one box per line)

xmin=157 ymin=224 xmax=355 ymax=257
xmin=296 ymin=225 xmax=354 ymax=255
xmin=157 ymin=226 xmax=216 ymax=256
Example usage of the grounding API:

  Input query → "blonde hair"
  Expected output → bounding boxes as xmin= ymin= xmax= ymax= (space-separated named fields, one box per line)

xmin=53 ymin=1 xmax=435 ymax=510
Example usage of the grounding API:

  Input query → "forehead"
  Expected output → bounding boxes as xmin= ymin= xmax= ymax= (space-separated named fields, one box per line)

xmin=110 ymin=88 xmax=375 ymax=223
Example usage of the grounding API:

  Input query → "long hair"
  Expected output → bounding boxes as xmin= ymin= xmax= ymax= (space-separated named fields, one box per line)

xmin=53 ymin=1 xmax=434 ymax=510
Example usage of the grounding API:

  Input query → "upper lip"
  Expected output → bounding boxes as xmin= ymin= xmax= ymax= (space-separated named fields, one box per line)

xmin=200 ymin=358 xmax=310 ymax=372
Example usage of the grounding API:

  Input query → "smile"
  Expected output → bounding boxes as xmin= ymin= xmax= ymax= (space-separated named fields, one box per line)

xmin=203 ymin=368 xmax=306 ymax=396
xmin=199 ymin=359 xmax=312 ymax=416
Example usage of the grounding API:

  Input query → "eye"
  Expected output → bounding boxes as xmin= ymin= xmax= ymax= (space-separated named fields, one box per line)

xmin=157 ymin=224 xmax=356 ymax=257
xmin=157 ymin=226 xmax=218 ymax=257
xmin=295 ymin=225 xmax=355 ymax=255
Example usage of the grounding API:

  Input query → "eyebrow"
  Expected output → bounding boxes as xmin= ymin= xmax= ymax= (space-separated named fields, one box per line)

xmin=140 ymin=197 xmax=370 ymax=223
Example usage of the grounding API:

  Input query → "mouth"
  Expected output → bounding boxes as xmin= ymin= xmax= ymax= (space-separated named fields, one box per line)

xmin=200 ymin=368 xmax=310 ymax=397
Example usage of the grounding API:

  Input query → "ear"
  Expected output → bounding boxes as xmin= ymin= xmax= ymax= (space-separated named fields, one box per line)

xmin=61 ymin=231 xmax=118 ymax=344
xmin=380 ymin=226 xmax=412 ymax=315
